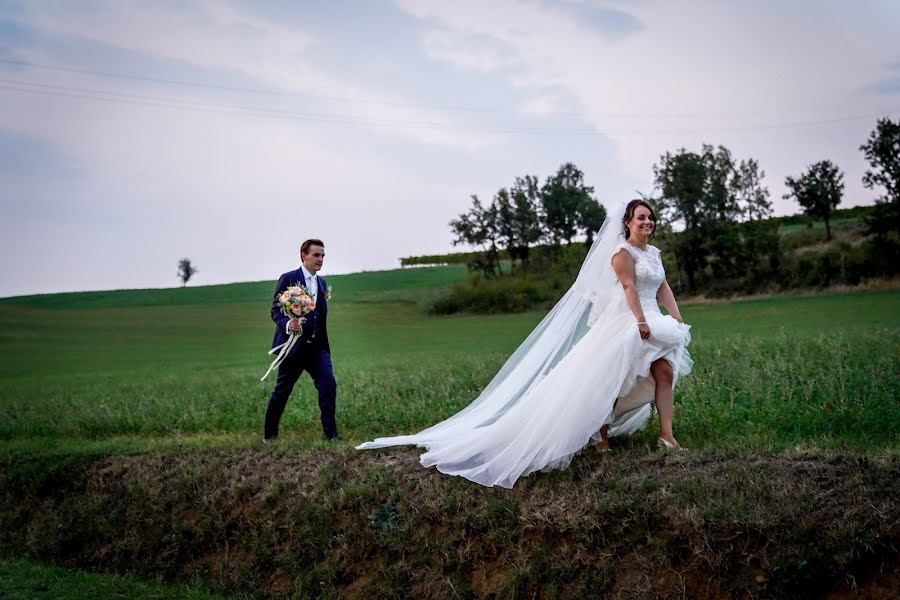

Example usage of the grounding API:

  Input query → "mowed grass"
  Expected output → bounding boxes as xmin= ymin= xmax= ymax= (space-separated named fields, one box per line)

xmin=0 ymin=558 xmax=241 ymax=600
xmin=0 ymin=266 xmax=898 ymax=453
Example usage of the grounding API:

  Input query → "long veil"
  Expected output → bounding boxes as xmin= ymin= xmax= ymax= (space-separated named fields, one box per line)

xmin=357 ymin=200 xmax=633 ymax=449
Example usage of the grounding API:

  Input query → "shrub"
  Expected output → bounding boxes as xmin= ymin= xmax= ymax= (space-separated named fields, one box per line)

xmin=430 ymin=214 xmax=897 ymax=312
xmin=430 ymin=273 xmax=566 ymax=314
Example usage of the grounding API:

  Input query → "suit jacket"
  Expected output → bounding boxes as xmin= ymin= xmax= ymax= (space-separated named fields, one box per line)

xmin=270 ymin=268 xmax=331 ymax=356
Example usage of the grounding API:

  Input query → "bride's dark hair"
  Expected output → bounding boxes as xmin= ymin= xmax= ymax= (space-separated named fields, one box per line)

xmin=622 ymin=199 xmax=657 ymax=240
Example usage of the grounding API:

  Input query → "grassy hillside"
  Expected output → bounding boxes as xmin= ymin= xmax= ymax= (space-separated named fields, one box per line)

xmin=3 ymin=448 xmax=896 ymax=599
xmin=0 ymin=268 xmax=897 ymax=450
xmin=0 ymin=559 xmax=239 ymax=600
xmin=0 ymin=267 xmax=898 ymax=597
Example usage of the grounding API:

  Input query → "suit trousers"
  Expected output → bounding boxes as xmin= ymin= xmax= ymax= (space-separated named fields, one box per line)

xmin=264 ymin=345 xmax=337 ymax=439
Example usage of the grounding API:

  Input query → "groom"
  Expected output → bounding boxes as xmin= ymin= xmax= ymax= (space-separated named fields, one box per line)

xmin=264 ymin=239 xmax=338 ymax=442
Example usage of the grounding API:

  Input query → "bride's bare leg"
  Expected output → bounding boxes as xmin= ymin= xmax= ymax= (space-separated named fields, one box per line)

xmin=650 ymin=359 xmax=677 ymax=445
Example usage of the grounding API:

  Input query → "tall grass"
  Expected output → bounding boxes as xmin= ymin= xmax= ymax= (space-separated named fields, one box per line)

xmin=0 ymin=559 xmax=240 ymax=600
xmin=0 ymin=275 xmax=897 ymax=452
xmin=0 ymin=273 xmax=897 ymax=598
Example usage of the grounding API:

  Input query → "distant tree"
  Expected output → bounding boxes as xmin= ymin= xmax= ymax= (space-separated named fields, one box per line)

xmin=452 ymin=164 xmax=604 ymax=276
xmin=860 ymin=117 xmax=900 ymax=239
xmin=495 ymin=188 xmax=517 ymax=270
xmin=540 ymin=163 xmax=604 ymax=246
xmin=499 ymin=176 xmax=543 ymax=271
xmin=450 ymin=195 xmax=501 ymax=278
xmin=733 ymin=158 xmax=773 ymax=221
xmin=540 ymin=164 xmax=582 ymax=245
xmin=575 ymin=195 xmax=607 ymax=247
xmin=653 ymin=150 xmax=707 ymax=291
xmin=784 ymin=160 xmax=844 ymax=241
xmin=702 ymin=145 xmax=744 ymax=223
xmin=861 ymin=117 xmax=900 ymax=205
xmin=177 ymin=258 xmax=197 ymax=286
xmin=654 ymin=144 xmax=773 ymax=290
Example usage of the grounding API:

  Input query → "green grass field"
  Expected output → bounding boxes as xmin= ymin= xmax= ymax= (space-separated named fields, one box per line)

xmin=0 ymin=267 xmax=898 ymax=453
xmin=1 ymin=267 xmax=898 ymax=598
xmin=0 ymin=559 xmax=240 ymax=600
xmin=776 ymin=216 xmax=862 ymax=234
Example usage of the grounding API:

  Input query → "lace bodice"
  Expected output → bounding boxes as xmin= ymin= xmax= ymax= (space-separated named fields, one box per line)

xmin=613 ymin=242 xmax=665 ymax=310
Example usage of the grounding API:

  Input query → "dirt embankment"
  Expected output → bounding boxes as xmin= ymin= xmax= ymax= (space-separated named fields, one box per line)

xmin=1 ymin=448 xmax=897 ymax=599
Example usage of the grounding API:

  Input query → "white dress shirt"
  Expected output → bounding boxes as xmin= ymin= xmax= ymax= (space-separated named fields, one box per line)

xmin=300 ymin=265 xmax=318 ymax=301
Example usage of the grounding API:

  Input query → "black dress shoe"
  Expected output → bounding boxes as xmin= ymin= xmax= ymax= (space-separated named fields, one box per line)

xmin=324 ymin=435 xmax=342 ymax=443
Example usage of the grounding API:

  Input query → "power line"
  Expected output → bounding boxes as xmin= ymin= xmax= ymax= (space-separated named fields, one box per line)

xmin=0 ymin=57 xmax=579 ymax=116
xmin=0 ymin=78 xmax=452 ymax=128
xmin=0 ymin=77 xmax=896 ymax=137
xmin=2 ymin=57 xmax=893 ymax=120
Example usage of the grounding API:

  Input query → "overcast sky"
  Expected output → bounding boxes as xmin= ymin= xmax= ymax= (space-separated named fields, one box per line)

xmin=1 ymin=0 xmax=898 ymax=297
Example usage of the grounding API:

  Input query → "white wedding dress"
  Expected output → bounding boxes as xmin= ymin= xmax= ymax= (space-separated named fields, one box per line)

xmin=358 ymin=211 xmax=693 ymax=488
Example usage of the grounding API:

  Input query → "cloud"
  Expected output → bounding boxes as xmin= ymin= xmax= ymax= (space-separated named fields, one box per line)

xmin=423 ymin=29 xmax=519 ymax=72
xmin=15 ymin=0 xmax=495 ymax=151
xmin=0 ymin=89 xmax=473 ymax=294
xmin=395 ymin=0 xmax=900 ymax=209
xmin=0 ymin=1 xmax=491 ymax=295
xmin=1 ymin=0 xmax=898 ymax=296
xmin=869 ymin=61 xmax=900 ymax=95
xmin=539 ymin=0 xmax=644 ymax=40
xmin=520 ymin=94 xmax=568 ymax=115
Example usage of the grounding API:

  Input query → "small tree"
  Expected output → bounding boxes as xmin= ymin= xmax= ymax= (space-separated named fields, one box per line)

xmin=540 ymin=163 xmax=603 ymax=246
xmin=861 ymin=117 xmax=900 ymax=206
xmin=860 ymin=117 xmax=900 ymax=239
xmin=509 ymin=176 xmax=544 ymax=269
xmin=177 ymin=258 xmax=197 ymax=286
xmin=450 ymin=195 xmax=501 ymax=278
xmin=653 ymin=149 xmax=710 ymax=291
xmin=784 ymin=160 xmax=844 ymax=240
xmin=733 ymin=158 xmax=772 ymax=221
xmin=575 ymin=195 xmax=607 ymax=247
xmin=654 ymin=144 xmax=773 ymax=291
xmin=497 ymin=178 xmax=543 ymax=272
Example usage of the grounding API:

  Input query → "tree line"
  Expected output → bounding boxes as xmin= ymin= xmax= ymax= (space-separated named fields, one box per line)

xmin=449 ymin=163 xmax=606 ymax=277
xmin=653 ymin=117 xmax=898 ymax=293
xmin=440 ymin=117 xmax=899 ymax=310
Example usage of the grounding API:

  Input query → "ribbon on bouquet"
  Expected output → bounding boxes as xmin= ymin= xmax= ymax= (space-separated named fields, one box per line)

xmin=260 ymin=331 xmax=301 ymax=381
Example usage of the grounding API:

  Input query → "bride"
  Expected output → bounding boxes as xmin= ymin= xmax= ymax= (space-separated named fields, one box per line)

xmin=357 ymin=199 xmax=693 ymax=488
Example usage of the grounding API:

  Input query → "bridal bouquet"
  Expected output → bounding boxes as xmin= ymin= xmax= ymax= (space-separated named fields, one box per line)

xmin=260 ymin=285 xmax=316 ymax=381
xmin=277 ymin=285 xmax=316 ymax=334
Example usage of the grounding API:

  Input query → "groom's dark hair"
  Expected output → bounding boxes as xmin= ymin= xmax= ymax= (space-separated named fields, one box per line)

xmin=301 ymin=239 xmax=325 ymax=256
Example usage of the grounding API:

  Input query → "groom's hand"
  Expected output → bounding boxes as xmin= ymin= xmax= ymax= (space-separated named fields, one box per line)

xmin=288 ymin=318 xmax=303 ymax=332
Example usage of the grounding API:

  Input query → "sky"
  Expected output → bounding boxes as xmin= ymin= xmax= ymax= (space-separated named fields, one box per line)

xmin=0 ymin=0 xmax=898 ymax=297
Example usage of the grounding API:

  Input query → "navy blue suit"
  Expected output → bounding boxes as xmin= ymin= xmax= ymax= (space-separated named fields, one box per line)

xmin=264 ymin=268 xmax=337 ymax=440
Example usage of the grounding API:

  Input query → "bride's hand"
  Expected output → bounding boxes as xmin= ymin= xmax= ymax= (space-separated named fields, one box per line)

xmin=637 ymin=322 xmax=651 ymax=339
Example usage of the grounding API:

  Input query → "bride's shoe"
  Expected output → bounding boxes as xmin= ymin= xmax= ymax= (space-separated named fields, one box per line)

xmin=595 ymin=426 xmax=611 ymax=453
xmin=657 ymin=437 xmax=682 ymax=450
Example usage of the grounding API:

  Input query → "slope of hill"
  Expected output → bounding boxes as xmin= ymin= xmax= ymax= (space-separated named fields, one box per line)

xmin=0 ymin=265 xmax=897 ymax=598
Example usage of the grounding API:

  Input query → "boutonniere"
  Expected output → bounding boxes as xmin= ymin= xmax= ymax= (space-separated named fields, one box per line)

xmin=325 ymin=285 xmax=333 ymax=301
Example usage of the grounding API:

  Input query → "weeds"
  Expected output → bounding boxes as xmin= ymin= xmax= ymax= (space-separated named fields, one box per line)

xmin=1 ymin=449 xmax=896 ymax=598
